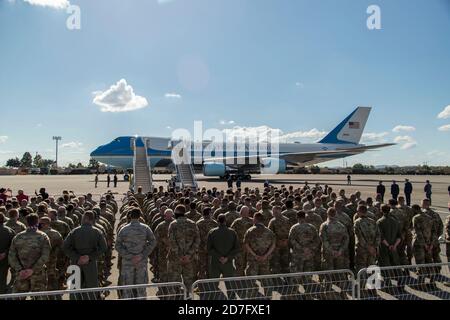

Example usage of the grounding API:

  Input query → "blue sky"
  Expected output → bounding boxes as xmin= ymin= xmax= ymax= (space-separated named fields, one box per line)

xmin=0 ymin=0 xmax=449 ymax=166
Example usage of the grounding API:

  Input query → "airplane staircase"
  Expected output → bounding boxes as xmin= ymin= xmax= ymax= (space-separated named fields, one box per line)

xmin=172 ymin=141 xmax=198 ymax=191
xmin=132 ymin=137 xmax=153 ymax=193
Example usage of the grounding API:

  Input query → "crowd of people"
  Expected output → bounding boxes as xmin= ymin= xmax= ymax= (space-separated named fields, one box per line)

xmin=0 ymin=181 xmax=449 ymax=299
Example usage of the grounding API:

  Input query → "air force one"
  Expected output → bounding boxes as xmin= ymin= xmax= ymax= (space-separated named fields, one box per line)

xmin=90 ymin=107 xmax=394 ymax=179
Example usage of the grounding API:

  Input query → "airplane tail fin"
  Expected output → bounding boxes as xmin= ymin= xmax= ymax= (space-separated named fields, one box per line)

xmin=319 ymin=106 xmax=371 ymax=145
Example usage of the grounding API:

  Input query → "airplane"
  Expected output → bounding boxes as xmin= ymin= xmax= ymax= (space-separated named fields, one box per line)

xmin=90 ymin=106 xmax=395 ymax=180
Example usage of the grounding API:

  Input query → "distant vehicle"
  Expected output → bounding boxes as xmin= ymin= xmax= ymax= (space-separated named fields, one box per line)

xmin=29 ymin=168 xmax=40 ymax=174
xmin=91 ymin=107 xmax=395 ymax=181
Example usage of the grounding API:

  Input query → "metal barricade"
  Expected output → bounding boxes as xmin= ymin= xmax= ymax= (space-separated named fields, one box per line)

xmin=191 ymin=269 xmax=355 ymax=300
xmin=356 ymin=263 xmax=450 ymax=300
xmin=0 ymin=282 xmax=187 ymax=300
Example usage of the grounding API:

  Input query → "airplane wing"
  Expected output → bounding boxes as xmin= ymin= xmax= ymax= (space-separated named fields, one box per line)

xmin=203 ymin=149 xmax=359 ymax=164
xmin=336 ymin=143 xmax=396 ymax=152
xmin=203 ymin=143 xmax=396 ymax=165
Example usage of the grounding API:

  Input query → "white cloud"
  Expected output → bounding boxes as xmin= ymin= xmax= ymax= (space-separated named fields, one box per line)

xmin=93 ymin=79 xmax=149 ymax=113
xmin=23 ymin=0 xmax=70 ymax=9
xmin=165 ymin=93 xmax=182 ymax=99
xmin=437 ymin=105 xmax=450 ymax=119
xmin=61 ymin=142 xmax=83 ymax=149
xmin=0 ymin=136 xmax=8 ymax=144
xmin=166 ymin=126 xmax=172 ymax=129
xmin=295 ymin=82 xmax=304 ymax=89
xmin=392 ymin=125 xmax=415 ymax=133
xmin=220 ymin=120 xmax=236 ymax=125
xmin=394 ymin=135 xmax=417 ymax=150
xmin=280 ymin=128 xmax=327 ymax=141
xmin=361 ymin=132 xmax=389 ymax=143
xmin=438 ymin=124 xmax=450 ymax=131
xmin=221 ymin=126 xmax=326 ymax=143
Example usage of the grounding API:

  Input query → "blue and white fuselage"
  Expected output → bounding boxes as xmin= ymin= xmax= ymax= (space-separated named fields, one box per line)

xmin=90 ymin=107 xmax=394 ymax=176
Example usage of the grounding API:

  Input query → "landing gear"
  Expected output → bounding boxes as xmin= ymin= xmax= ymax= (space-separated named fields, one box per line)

xmin=221 ymin=173 xmax=252 ymax=181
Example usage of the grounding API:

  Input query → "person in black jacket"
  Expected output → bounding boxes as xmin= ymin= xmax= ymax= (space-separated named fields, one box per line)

xmin=424 ymin=180 xmax=432 ymax=204
xmin=391 ymin=181 xmax=400 ymax=201
xmin=376 ymin=181 xmax=386 ymax=203
xmin=404 ymin=179 xmax=413 ymax=206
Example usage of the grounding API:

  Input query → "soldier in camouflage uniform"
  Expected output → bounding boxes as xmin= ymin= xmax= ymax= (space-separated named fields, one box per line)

xmin=288 ymin=211 xmax=320 ymax=297
xmin=421 ymin=199 xmax=444 ymax=279
xmin=313 ymin=198 xmax=327 ymax=221
xmin=230 ymin=206 xmax=253 ymax=276
xmin=282 ymin=200 xmax=298 ymax=227
xmin=5 ymin=209 xmax=26 ymax=235
xmin=353 ymin=205 xmax=381 ymax=272
xmin=243 ymin=213 xmax=276 ymax=297
xmin=397 ymin=196 xmax=414 ymax=263
xmin=8 ymin=214 xmax=51 ymax=296
xmin=421 ymin=199 xmax=443 ymax=264
xmin=289 ymin=211 xmax=320 ymax=273
xmin=186 ymin=202 xmax=202 ymax=222
xmin=224 ymin=202 xmax=240 ymax=227
xmin=268 ymin=206 xmax=291 ymax=274
xmin=167 ymin=205 xmax=200 ymax=294
xmin=320 ymin=207 xmax=350 ymax=270
xmin=389 ymin=199 xmax=410 ymax=266
xmin=445 ymin=213 xmax=450 ymax=262
xmin=154 ymin=209 xmax=174 ymax=283
xmin=116 ymin=208 xmax=157 ymax=299
xmin=334 ymin=199 xmax=354 ymax=270
xmin=39 ymin=216 xmax=63 ymax=292
xmin=411 ymin=204 xmax=435 ymax=284
xmin=259 ymin=200 xmax=273 ymax=227
xmin=0 ymin=213 xmax=15 ymax=294
xmin=196 ymin=207 xmax=218 ymax=279
xmin=319 ymin=208 xmax=350 ymax=297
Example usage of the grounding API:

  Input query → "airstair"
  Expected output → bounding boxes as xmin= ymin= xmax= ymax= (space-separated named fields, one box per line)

xmin=132 ymin=137 xmax=152 ymax=193
xmin=171 ymin=140 xmax=198 ymax=191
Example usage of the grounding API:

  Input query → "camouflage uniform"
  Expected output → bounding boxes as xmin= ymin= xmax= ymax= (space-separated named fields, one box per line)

xmin=282 ymin=208 xmax=298 ymax=227
xmin=319 ymin=218 xmax=349 ymax=270
xmin=412 ymin=212 xmax=435 ymax=265
xmin=167 ymin=217 xmax=200 ymax=290
xmin=42 ymin=227 xmax=63 ymax=291
xmin=353 ymin=216 xmax=381 ymax=271
xmin=196 ymin=217 xmax=218 ymax=278
xmin=289 ymin=222 xmax=320 ymax=272
xmin=224 ymin=210 xmax=240 ymax=227
xmin=335 ymin=211 xmax=354 ymax=269
xmin=445 ymin=215 xmax=450 ymax=260
xmin=260 ymin=209 xmax=273 ymax=227
xmin=0 ymin=224 xmax=15 ymax=294
xmin=243 ymin=223 xmax=275 ymax=276
xmin=313 ymin=206 xmax=328 ymax=222
xmin=422 ymin=208 xmax=443 ymax=265
xmin=8 ymin=229 xmax=51 ymax=294
xmin=5 ymin=219 xmax=26 ymax=235
xmin=230 ymin=216 xmax=253 ymax=276
xmin=116 ymin=220 xmax=157 ymax=298
xmin=154 ymin=219 xmax=173 ymax=282
xmin=186 ymin=210 xmax=202 ymax=223
xmin=268 ymin=215 xmax=291 ymax=274
xmin=390 ymin=207 xmax=410 ymax=265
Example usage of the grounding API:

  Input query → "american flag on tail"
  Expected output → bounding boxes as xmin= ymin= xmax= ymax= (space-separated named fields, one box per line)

xmin=348 ymin=121 xmax=360 ymax=129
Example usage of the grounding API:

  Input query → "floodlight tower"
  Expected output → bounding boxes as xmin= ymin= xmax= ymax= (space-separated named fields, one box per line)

xmin=52 ymin=136 xmax=62 ymax=168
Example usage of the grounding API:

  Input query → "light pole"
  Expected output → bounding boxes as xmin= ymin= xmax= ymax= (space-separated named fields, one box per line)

xmin=53 ymin=136 xmax=62 ymax=168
